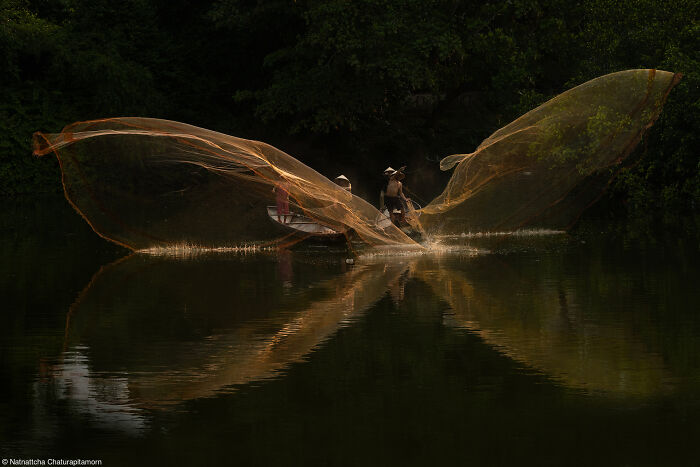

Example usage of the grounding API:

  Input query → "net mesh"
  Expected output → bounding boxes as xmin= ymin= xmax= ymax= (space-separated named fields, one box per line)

xmin=421 ymin=69 xmax=681 ymax=234
xmin=33 ymin=118 xmax=414 ymax=250
xmin=33 ymin=69 xmax=679 ymax=250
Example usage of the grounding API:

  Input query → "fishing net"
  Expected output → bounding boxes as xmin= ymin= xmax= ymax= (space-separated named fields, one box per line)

xmin=33 ymin=69 xmax=679 ymax=250
xmin=33 ymin=118 xmax=415 ymax=250
xmin=420 ymin=69 xmax=681 ymax=234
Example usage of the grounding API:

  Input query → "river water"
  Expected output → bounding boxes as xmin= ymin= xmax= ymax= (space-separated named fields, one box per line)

xmin=2 ymin=199 xmax=700 ymax=466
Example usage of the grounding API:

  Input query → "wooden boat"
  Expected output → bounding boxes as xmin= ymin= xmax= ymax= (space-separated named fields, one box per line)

xmin=266 ymin=206 xmax=346 ymax=239
xmin=267 ymin=199 xmax=422 ymax=242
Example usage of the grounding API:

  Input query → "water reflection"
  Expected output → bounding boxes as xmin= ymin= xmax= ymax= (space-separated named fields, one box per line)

xmin=39 ymin=240 xmax=686 ymax=433
xmin=45 ymin=252 xmax=409 ymax=421
xmin=34 ymin=348 xmax=146 ymax=434
xmin=412 ymin=256 xmax=672 ymax=396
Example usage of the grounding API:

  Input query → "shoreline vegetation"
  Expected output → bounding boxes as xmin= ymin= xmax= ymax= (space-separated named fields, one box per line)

xmin=2 ymin=0 xmax=698 ymax=228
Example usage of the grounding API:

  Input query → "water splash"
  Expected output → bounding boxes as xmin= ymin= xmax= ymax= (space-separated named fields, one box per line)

xmin=436 ymin=228 xmax=566 ymax=239
xmin=138 ymin=242 xmax=273 ymax=257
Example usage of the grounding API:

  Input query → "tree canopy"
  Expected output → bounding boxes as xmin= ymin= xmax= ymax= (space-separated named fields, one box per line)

xmin=1 ymin=0 xmax=698 ymax=218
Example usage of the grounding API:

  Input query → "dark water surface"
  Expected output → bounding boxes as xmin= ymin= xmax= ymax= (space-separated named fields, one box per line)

xmin=2 ymin=199 xmax=700 ymax=466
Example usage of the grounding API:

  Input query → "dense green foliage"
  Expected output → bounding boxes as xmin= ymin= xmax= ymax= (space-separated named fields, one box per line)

xmin=1 ymin=0 xmax=698 ymax=219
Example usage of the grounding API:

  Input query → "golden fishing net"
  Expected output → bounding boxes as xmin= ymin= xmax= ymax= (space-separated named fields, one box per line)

xmin=421 ymin=69 xmax=681 ymax=233
xmin=33 ymin=69 xmax=679 ymax=250
xmin=33 ymin=118 xmax=415 ymax=250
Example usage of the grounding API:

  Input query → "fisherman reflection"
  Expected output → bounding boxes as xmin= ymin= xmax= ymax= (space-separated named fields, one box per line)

xmin=388 ymin=269 xmax=410 ymax=306
xmin=277 ymin=249 xmax=294 ymax=289
xmin=389 ymin=275 xmax=406 ymax=306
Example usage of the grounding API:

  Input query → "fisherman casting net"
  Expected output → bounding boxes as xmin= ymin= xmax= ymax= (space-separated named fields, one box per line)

xmin=33 ymin=69 xmax=680 ymax=250
xmin=33 ymin=118 xmax=415 ymax=250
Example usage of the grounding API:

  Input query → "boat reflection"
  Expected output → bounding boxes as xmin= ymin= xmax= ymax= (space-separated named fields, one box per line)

xmin=34 ymin=347 xmax=147 ymax=434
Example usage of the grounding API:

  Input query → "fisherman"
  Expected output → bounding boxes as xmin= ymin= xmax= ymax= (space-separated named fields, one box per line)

xmin=385 ymin=167 xmax=408 ymax=225
xmin=334 ymin=174 xmax=352 ymax=192
xmin=273 ymin=179 xmax=291 ymax=223
xmin=380 ymin=167 xmax=395 ymax=211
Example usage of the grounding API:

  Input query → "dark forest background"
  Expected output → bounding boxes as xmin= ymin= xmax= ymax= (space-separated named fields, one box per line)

xmin=1 ymin=0 xmax=698 ymax=225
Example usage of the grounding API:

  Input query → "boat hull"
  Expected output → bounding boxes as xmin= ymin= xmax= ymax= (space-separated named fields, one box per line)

xmin=267 ymin=206 xmax=346 ymax=240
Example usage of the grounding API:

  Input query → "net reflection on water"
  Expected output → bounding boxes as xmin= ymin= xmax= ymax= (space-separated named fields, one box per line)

xmin=48 ymin=253 xmax=411 ymax=419
xmin=36 ymin=236 xmax=692 ymax=435
xmin=413 ymin=257 xmax=674 ymax=397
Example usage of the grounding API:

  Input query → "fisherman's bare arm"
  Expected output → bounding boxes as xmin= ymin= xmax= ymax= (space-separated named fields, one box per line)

xmin=398 ymin=183 xmax=408 ymax=200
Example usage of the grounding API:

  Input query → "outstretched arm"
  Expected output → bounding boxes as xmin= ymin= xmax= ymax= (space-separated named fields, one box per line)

xmin=399 ymin=183 xmax=407 ymax=200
